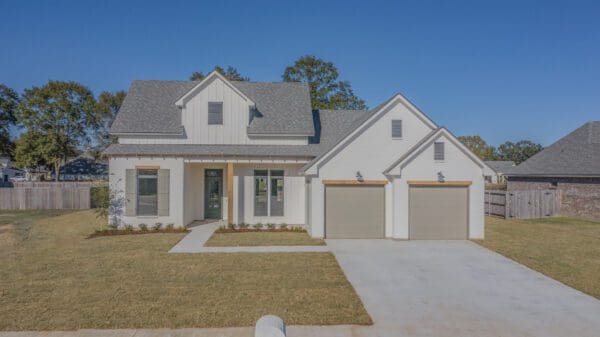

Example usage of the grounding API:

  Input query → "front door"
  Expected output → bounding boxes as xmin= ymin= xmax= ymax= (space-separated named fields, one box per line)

xmin=204 ymin=169 xmax=223 ymax=219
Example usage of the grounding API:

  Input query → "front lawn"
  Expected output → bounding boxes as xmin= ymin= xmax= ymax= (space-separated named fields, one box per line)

xmin=0 ymin=210 xmax=371 ymax=330
xmin=475 ymin=216 xmax=600 ymax=299
xmin=205 ymin=231 xmax=326 ymax=247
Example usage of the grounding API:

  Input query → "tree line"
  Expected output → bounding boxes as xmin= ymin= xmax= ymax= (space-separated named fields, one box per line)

xmin=0 ymin=54 xmax=542 ymax=182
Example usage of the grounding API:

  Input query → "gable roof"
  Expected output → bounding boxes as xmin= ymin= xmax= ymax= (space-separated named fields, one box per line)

xmin=383 ymin=127 xmax=488 ymax=175
xmin=301 ymin=93 xmax=438 ymax=173
xmin=484 ymin=161 xmax=515 ymax=174
xmin=110 ymin=76 xmax=314 ymax=136
xmin=507 ymin=121 xmax=600 ymax=177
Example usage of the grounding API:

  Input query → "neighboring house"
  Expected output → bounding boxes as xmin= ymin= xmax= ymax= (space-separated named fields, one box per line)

xmin=506 ymin=121 xmax=600 ymax=220
xmin=104 ymin=71 xmax=491 ymax=239
xmin=0 ymin=157 xmax=25 ymax=186
xmin=58 ymin=155 xmax=108 ymax=181
xmin=484 ymin=161 xmax=515 ymax=183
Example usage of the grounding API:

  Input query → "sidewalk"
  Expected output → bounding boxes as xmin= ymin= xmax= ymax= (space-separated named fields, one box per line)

xmin=168 ymin=221 xmax=330 ymax=253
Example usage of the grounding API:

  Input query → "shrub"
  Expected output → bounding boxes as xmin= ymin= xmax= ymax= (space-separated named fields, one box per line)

xmin=139 ymin=223 xmax=148 ymax=231
xmin=267 ymin=223 xmax=275 ymax=229
xmin=152 ymin=222 xmax=163 ymax=231
xmin=253 ymin=223 xmax=264 ymax=230
xmin=90 ymin=185 xmax=109 ymax=209
xmin=108 ymin=222 xmax=119 ymax=231
xmin=238 ymin=223 xmax=249 ymax=229
xmin=279 ymin=223 xmax=288 ymax=230
xmin=227 ymin=223 xmax=236 ymax=230
xmin=124 ymin=224 xmax=134 ymax=231
xmin=166 ymin=223 xmax=175 ymax=230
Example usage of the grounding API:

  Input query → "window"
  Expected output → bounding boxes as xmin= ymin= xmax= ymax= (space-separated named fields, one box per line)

xmin=391 ymin=120 xmax=402 ymax=138
xmin=208 ymin=102 xmax=223 ymax=125
xmin=254 ymin=169 xmax=285 ymax=216
xmin=137 ymin=169 xmax=158 ymax=215
xmin=434 ymin=142 xmax=445 ymax=161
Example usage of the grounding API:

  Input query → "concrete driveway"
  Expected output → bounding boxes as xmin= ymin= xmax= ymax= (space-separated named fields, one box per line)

xmin=327 ymin=239 xmax=600 ymax=337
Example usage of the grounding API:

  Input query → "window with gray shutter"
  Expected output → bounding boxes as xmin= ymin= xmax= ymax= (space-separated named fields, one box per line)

xmin=391 ymin=120 xmax=402 ymax=138
xmin=137 ymin=169 xmax=158 ymax=215
xmin=434 ymin=142 xmax=445 ymax=161
xmin=208 ymin=102 xmax=223 ymax=125
xmin=157 ymin=169 xmax=170 ymax=216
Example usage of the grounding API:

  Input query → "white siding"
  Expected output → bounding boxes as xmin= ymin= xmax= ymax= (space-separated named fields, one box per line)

xmin=109 ymin=157 xmax=185 ymax=227
xmin=394 ymin=133 xmax=485 ymax=239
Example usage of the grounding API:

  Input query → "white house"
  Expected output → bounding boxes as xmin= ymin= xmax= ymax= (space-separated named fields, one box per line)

xmin=104 ymin=71 xmax=490 ymax=239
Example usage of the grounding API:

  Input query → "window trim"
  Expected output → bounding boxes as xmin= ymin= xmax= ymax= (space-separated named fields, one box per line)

xmin=207 ymin=101 xmax=223 ymax=125
xmin=253 ymin=169 xmax=285 ymax=217
xmin=434 ymin=141 xmax=445 ymax=161
xmin=391 ymin=119 xmax=403 ymax=139
xmin=136 ymin=169 xmax=158 ymax=216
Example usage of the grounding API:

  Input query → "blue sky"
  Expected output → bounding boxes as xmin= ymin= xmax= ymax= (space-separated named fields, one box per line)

xmin=1 ymin=0 xmax=599 ymax=146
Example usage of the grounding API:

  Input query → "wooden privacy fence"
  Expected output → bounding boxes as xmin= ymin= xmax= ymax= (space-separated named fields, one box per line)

xmin=0 ymin=182 xmax=105 ymax=210
xmin=485 ymin=189 xmax=561 ymax=219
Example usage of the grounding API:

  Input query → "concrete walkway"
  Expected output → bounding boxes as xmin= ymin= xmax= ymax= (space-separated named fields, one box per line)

xmin=327 ymin=239 xmax=600 ymax=337
xmin=169 ymin=221 xmax=329 ymax=253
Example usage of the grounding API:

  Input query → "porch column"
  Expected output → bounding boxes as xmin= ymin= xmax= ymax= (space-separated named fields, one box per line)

xmin=226 ymin=162 xmax=233 ymax=225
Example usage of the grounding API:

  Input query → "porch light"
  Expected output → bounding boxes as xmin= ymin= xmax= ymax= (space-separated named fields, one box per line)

xmin=437 ymin=171 xmax=445 ymax=182
xmin=356 ymin=171 xmax=364 ymax=182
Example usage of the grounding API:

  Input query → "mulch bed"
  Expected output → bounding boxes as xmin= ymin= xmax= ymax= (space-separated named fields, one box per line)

xmin=87 ymin=228 xmax=189 ymax=239
xmin=215 ymin=228 xmax=307 ymax=234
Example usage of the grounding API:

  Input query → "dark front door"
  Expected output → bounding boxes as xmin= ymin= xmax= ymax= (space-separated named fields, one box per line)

xmin=204 ymin=169 xmax=223 ymax=219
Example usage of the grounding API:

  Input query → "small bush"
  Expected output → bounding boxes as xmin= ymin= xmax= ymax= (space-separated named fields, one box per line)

xmin=253 ymin=223 xmax=264 ymax=230
xmin=90 ymin=185 xmax=109 ymax=209
xmin=227 ymin=223 xmax=236 ymax=230
xmin=124 ymin=224 xmax=134 ymax=231
xmin=108 ymin=223 xmax=119 ymax=231
xmin=267 ymin=223 xmax=275 ymax=229
xmin=152 ymin=222 xmax=163 ymax=231
xmin=279 ymin=224 xmax=288 ymax=230
xmin=238 ymin=223 xmax=249 ymax=229
xmin=139 ymin=223 xmax=148 ymax=231
xmin=166 ymin=223 xmax=175 ymax=230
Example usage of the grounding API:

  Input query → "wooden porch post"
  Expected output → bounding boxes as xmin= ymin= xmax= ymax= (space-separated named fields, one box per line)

xmin=226 ymin=162 xmax=233 ymax=225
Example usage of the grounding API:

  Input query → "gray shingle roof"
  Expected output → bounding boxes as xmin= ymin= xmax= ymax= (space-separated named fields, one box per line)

xmin=507 ymin=121 xmax=600 ymax=177
xmin=484 ymin=161 xmax=515 ymax=174
xmin=104 ymin=109 xmax=368 ymax=158
xmin=110 ymin=79 xmax=314 ymax=136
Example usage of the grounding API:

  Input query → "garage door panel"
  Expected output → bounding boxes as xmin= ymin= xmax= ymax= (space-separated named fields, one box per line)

xmin=409 ymin=186 xmax=468 ymax=240
xmin=326 ymin=185 xmax=384 ymax=239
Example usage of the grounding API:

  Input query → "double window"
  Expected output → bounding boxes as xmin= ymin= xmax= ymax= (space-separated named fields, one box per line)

xmin=254 ymin=170 xmax=284 ymax=216
xmin=137 ymin=169 xmax=158 ymax=215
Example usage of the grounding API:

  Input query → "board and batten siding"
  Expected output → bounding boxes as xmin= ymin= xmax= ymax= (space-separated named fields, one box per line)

xmin=117 ymin=76 xmax=308 ymax=146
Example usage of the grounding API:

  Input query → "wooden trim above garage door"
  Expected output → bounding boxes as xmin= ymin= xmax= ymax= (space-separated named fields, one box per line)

xmin=407 ymin=180 xmax=471 ymax=187
xmin=323 ymin=180 xmax=388 ymax=185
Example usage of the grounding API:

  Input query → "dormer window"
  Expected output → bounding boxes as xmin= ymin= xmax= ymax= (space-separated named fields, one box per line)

xmin=208 ymin=102 xmax=223 ymax=125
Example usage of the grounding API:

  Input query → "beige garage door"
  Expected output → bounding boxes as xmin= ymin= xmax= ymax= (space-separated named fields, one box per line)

xmin=325 ymin=185 xmax=384 ymax=239
xmin=409 ymin=186 xmax=468 ymax=239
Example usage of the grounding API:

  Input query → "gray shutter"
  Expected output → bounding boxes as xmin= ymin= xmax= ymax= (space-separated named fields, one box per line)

xmin=391 ymin=120 xmax=402 ymax=138
xmin=157 ymin=169 xmax=170 ymax=216
xmin=434 ymin=142 xmax=445 ymax=160
xmin=208 ymin=102 xmax=223 ymax=125
xmin=125 ymin=169 xmax=137 ymax=216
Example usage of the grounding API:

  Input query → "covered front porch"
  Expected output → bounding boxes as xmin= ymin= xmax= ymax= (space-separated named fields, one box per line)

xmin=182 ymin=159 xmax=308 ymax=227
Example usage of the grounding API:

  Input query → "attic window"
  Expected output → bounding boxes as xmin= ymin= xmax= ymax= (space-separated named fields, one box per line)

xmin=434 ymin=142 xmax=445 ymax=161
xmin=391 ymin=120 xmax=402 ymax=138
xmin=208 ymin=102 xmax=223 ymax=125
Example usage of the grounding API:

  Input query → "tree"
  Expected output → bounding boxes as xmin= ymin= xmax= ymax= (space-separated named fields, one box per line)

xmin=0 ymin=84 xmax=18 ymax=157
xmin=190 ymin=65 xmax=249 ymax=81
xmin=15 ymin=81 xmax=97 ymax=181
xmin=282 ymin=55 xmax=367 ymax=110
xmin=457 ymin=135 xmax=497 ymax=160
xmin=496 ymin=140 xmax=543 ymax=164
xmin=14 ymin=130 xmax=47 ymax=171
xmin=91 ymin=90 xmax=126 ymax=158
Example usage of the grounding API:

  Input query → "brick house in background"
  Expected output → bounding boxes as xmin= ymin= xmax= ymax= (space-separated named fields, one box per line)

xmin=506 ymin=121 xmax=600 ymax=220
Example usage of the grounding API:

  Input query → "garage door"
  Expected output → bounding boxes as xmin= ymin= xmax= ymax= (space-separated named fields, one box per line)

xmin=409 ymin=186 xmax=468 ymax=239
xmin=325 ymin=185 xmax=384 ymax=239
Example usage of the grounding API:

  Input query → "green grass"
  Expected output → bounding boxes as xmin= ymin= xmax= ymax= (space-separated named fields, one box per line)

xmin=475 ymin=216 xmax=600 ymax=299
xmin=0 ymin=210 xmax=371 ymax=330
xmin=205 ymin=231 xmax=326 ymax=247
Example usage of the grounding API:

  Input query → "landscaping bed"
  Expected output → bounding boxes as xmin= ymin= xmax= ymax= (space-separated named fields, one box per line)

xmin=475 ymin=216 xmax=600 ymax=299
xmin=205 ymin=230 xmax=326 ymax=247
xmin=0 ymin=210 xmax=370 ymax=330
xmin=88 ymin=227 xmax=188 ymax=238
